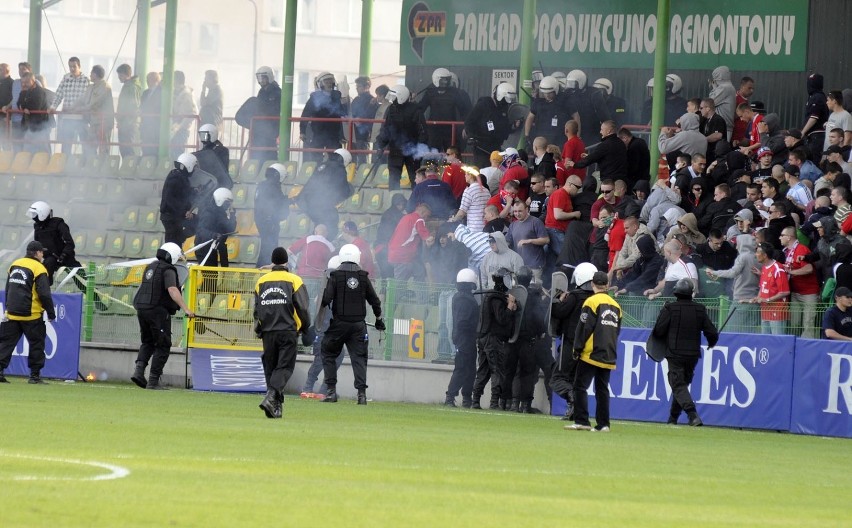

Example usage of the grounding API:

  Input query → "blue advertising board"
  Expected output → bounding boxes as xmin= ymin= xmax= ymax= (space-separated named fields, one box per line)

xmin=790 ymin=339 xmax=852 ymax=438
xmin=553 ymin=328 xmax=795 ymax=431
xmin=190 ymin=348 xmax=267 ymax=392
xmin=1 ymin=292 xmax=82 ymax=380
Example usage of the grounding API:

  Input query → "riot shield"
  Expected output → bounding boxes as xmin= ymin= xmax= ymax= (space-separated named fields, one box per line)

xmin=548 ymin=271 xmax=570 ymax=336
xmin=188 ymin=168 xmax=217 ymax=209
xmin=645 ymin=330 xmax=667 ymax=362
xmin=314 ymin=273 xmax=331 ymax=333
xmin=194 ymin=148 xmax=233 ymax=189
xmin=508 ymin=285 xmax=528 ymax=344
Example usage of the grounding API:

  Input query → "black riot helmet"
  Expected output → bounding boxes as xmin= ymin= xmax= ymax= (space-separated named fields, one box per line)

xmin=516 ymin=266 xmax=532 ymax=287
xmin=672 ymin=278 xmax=694 ymax=299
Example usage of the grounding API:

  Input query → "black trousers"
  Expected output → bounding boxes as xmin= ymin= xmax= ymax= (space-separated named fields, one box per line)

xmin=503 ymin=338 xmax=537 ymax=402
xmin=0 ymin=318 xmax=47 ymax=372
xmin=161 ymin=213 xmax=187 ymax=247
xmin=572 ymin=360 xmax=612 ymax=428
xmin=667 ymin=356 xmax=700 ymax=418
xmin=446 ymin=342 xmax=477 ymax=401
xmin=136 ymin=306 xmax=173 ymax=377
xmin=473 ymin=334 xmax=507 ymax=400
xmin=550 ymin=338 xmax=578 ymax=402
xmin=261 ymin=330 xmax=298 ymax=394
xmin=256 ymin=222 xmax=281 ymax=267
xmin=518 ymin=336 xmax=553 ymax=404
xmin=387 ymin=152 xmax=417 ymax=190
xmin=322 ymin=319 xmax=369 ymax=390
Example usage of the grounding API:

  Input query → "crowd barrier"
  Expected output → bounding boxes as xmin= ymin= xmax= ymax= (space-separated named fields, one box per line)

xmin=552 ymin=328 xmax=852 ymax=439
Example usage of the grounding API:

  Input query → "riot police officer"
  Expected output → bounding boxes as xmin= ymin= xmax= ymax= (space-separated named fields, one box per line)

xmin=375 ymin=85 xmax=428 ymax=190
xmin=418 ymin=67 xmax=470 ymax=152
xmin=464 ymin=82 xmax=516 ymax=170
xmin=296 ymin=148 xmax=354 ymax=239
xmin=510 ymin=266 xmax=552 ymax=413
xmin=131 ymin=243 xmax=195 ymax=390
xmin=320 ymin=244 xmax=384 ymax=404
xmin=195 ymin=187 xmax=236 ymax=267
xmin=254 ymin=163 xmax=290 ymax=267
xmin=160 ymin=153 xmax=196 ymax=246
xmin=471 ymin=269 xmax=518 ymax=410
xmin=444 ymin=268 xmax=479 ymax=408
xmin=194 ymin=123 xmax=232 ymax=188
xmin=26 ymin=201 xmax=82 ymax=284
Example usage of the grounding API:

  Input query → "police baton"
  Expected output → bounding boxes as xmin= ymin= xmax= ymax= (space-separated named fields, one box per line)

xmin=718 ymin=306 xmax=737 ymax=333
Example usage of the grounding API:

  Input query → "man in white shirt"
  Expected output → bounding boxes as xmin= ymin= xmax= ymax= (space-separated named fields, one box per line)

xmin=643 ymin=240 xmax=698 ymax=299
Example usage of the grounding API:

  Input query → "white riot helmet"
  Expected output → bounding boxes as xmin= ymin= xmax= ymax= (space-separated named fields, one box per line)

xmin=566 ymin=69 xmax=587 ymax=90
xmin=27 ymin=201 xmax=52 ymax=222
xmin=256 ymin=65 xmax=275 ymax=84
xmin=327 ymin=255 xmax=342 ymax=270
xmin=450 ymin=72 xmax=460 ymax=88
xmin=572 ymin=262 xmax=598 ymax=286
xmin=531 ymin=70 xmax=544 ymax=84
xmin=386 ymin=85 xmax=411 ymax=104
xmin=315 ymin=71 xmax=336 ymax=91
xmin=666 ymin=73 xmax=683 ymax=94
xmin=267 ymin=163 xmax=286 ymax=182
xmin=176 ymin=153 xmax=197 ymax=173
xmin=198 ymin=123 xmax=218 ymax=143
xmin=538 ymin=76 xmax=560 ymax=96
xmin=493 ymin=82 xmax=517 ymax=104
xmin=213 ymin=188 xmax=234 ymax=207
xmin=432 ymin=67 xmax=452 ymax=87
xmin=339 ymin=243 xmax=361 ymax=266
xmin=456 ymin=268 xmax=477 ymax=285
xmin=159 ymin=242 xmax=183 ymax=264
xmin=593 ymin=78 xmax=613 ymax=96
xmin=333 ymin=148 xmax=352 ymax=166
xmin=551 ymin=71 xmax=567 ymax=89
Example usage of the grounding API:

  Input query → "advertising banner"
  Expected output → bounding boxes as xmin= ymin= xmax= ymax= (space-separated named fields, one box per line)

xmin=190 ymin=348 xmax=266 ymax=392
xmin=1 ymin=292 xmax=82 ymax=381
xmin=401 ymin=0 xmax=808 ymax=71
xmin=552 ymin=328 xmax=795 ymax=430
xmin=790 ymin=339 xmax=852 ymax=438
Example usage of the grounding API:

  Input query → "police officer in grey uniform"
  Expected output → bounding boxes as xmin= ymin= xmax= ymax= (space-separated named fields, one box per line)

xmin=131 ymin=243 xmax=195 ymax=390
xmin=320 ymin=244 xmax=384 ymax=404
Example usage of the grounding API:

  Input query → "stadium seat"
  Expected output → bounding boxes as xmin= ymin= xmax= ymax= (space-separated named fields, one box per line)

xmin=85 ymin=232 xmax=107 ymax=256
xmin=353 ymin=163 xmax=372 ymax=186
xmin=346 ymin=162 xmax=356 ymax=183
xmin=0 ymin=151 xmax=13 ymax=173
xmin=145 ymin=234 xmax=162 ymax=256
xmin=27 ymin=152 xmax=50 ymax=174
xmin=295 ymin=161 xmax=316 ymax=184
xmin=0 ymin=227 xmax=22 ymax=248
xmin=241 ymin=159 xmax=261 ymax=183
xmin=106 ymin=231 xmax=126 ymax=257
xmin=10 ymin=152 xmax=32 ymax=174
xmin=68 ymin=179 xmax=88 ymax=200
xmin=15 ymin=176 xmax=35 ymax=200
xmin=235 ymin=210 xmax=257 ymax=235
xmin=225 ymin=237 xmax=241 ymax=262
xmin=156 ymin=157 xmax=172 ymax=175
xmin=280 ymin=160 xmax=298 ymax=182
xmin=65 ymin=154 xmax=86 ymax=176
xmin=231 ymin=184 xmax=249 ymax=208
xmin=339 ymin=190 xmax=363 ymax=213
xmin=44 ymin=153 xmax=67 ymax=175
xmin=73 ymin=231 xmax=87 ymax=253
xmin=287 ymin=213 xmax=311 ymax=238
xmin=102 ymin=155 xmax=121 ymax=177
xmin=120 ymin=206 xmax=139 ymax=230
xmin=195 ymin=293 xmax=212 ymax=316
xmin=182 ymin=236 xmax=197 ymax=258
xmin=109 ymin=286 xmax=137 ymax=315
xmin=32 ymin=176 xmax=51 ymax=199
xmin=124 ymin=232 xmax=145 ymax=257
xmin=364 ymin=188 xmax=386 ymax=213
xmin=68 ymin=203 xmax=102 ymax=228
xmin=228 ymin=159 xmax=240 ymax=181
xmin=0 ymin=200 xmax=18 ymax=220
xmin=372 ymin=164 xmax=389 ymax=188
xmin=239 ymin=237 xmax=260 ymax=264
xmin=138 ymin=208 xmax=159 ymax=231
xmin=136 ymin=156 xmax=157 ymax=179
xmin=0 ymin=174 xmax=15 ymax=196
xmin=258 ymin=160 xmax=275 ymax=182
xmin=88 ymin=179 xmax=111 ymax=202
xmin=118 ymin=155 xmax=140 ymax=178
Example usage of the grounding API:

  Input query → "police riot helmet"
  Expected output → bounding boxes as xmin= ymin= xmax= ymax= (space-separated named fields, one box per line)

xmin=672 ymin=278 xmax=694 ymax=298
xmin=432 ymin=68 xmax=452 ymax=87
xmin=27 ymin=201 xmax=52 ymax=222
xmin=266 ymin=163 xmax=286 ymax=182
xmin=456 ymin=268 xmax=477 ymax=285
xmin=493 ymin=82 xmax=517 ymax=104
xmin=492 ymin=268 xmax=513 ymax=292
xmin=159 ymin=242 xmax=182 ymax=264
xmin=327 ymin=255 xmax=342 ymax=270
xmin=551 ymin=71 xmax=567 ymax=89
xmin=213 ymin=188 xmax=234 ymax=207
xmin=339 ymin=243 xmax=361 ymax=266
xmin=516 ymin=266 xmax=533 ymax=287
xmin=256 ymin=65 xmax=275 ymax=84
xmin=315 ymin=71 xmax=336 ymax=91
xmin=592 ymin=78 xmax=613 ymax=96
xmin=333 ymin=148 xmax=352 ymax=166
xmin=666 ymin=74 xmax=683 ymax=94
xmin=572 ymin=262 xmax=597 ymax=287
xmin=198 ymin=123 xmax=218 ymax=143
xmin=386 ymin=85 xmax=411 ymax=104
xmin=566 ymin=69 xmax=587 ymax=90
xmin=538 ymin=76 xmax=560 ymax=96
xmin=176 ymin=153 xmax=197 ymax=173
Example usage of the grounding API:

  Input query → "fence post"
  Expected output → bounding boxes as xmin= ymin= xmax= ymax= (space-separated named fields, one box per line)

xmin=383 ymin=278 xmax=396 ymax=361
xmin=82 ymin=261 xmax=96 ymax=342
xmin=718 ymin=295 xmax=729 ymax=329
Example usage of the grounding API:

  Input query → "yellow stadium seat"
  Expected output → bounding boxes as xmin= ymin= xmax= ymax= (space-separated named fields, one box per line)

xmin=124 ymin=232 xmax=146 ymax=257
xmin=296 ymin=161 xmax=316 ymax=184
xmin=281 ymin=160 xmax=298 ymax=182
xmin=235 ymin=210 xmax=258 ymax=235
xmin=106 ymin=231 xmax=125 ymax=257
xmin=45 ymin=153 xmax=66 ymax=175
xmin=225 ymin=237 xmax=241 ymax=262
xmin=241 ymin=159 xmax=260 ymax=183
xmin=228 ymin=159 xmax=240 ymax=180
xmin=145 ymin=234 xmax=162 ymax=255
xmin=0 ymin=151 xmax=13 ymax=172
xmin=10 ymin=152 xmax=32 ymax=174
xmin=27 ymin=152 xmax=50 ymax=174
xmin=182 ymin=236 xmax=196 ymax=258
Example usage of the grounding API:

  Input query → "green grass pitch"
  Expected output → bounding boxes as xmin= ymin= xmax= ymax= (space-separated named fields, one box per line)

xmin=2 ymin=380 xmax=849 ymax=527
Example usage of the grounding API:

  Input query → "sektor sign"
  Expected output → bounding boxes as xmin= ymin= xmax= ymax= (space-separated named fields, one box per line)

xmin=401 ymin=0 xmax=808 ymax=71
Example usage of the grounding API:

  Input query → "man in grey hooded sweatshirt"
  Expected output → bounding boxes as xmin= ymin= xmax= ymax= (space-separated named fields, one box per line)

xmin=709 ymin=65 xmax=737 ymax=141
xmin=659 ymin=112 xmax=708 ymax=159
xmin=480 ymin=231 xmax=524 ymax=289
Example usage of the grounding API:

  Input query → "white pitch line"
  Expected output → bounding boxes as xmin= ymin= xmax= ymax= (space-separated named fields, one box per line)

xmin=0 ymin=452 xmax=130 ymax=481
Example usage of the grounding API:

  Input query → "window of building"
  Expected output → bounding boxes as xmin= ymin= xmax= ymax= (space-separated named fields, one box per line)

xmin=266 ymin=0 xmax=284 ymax=31
xmin=157 ymin=22 xmax=192 ymax=54
xmin=199 ymin=23 xmax=219 ymax=54
xmin=80 ymin=0 xmax=115 ymax=17
xmin=296 ymin=71 xmax=310 ymax=105
xmin=329 ymin=0 xmax=359 ymax=35
xmin=296 ymin=0 xmax=315 ymax=33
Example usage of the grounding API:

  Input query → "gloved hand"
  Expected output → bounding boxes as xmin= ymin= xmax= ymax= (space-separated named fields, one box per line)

xmin=301 ymin=325 xmax=316 ymax=346
xmin=572 ymin=349 xmax=581 ymax=361
xmin=254 ymin=320 xmax=262 ymax=338
xmin=374 ymin=318 xmax=386 ymax=332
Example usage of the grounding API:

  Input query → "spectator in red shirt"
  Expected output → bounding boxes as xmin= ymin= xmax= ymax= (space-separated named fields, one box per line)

xmin=561 ymin=120 xmax=587 ymax=182
xmin=441 ymin=145 xmax=467 ymax=202
xmin=288 ymin=224 xmax=335 ymax=278
xmin=736 ymin=102 xmax=764 ymax=157
xmin=486 ymin=179 xmax=519 ymax=220
xmin=749 ymin=242 xmax=790 ymax=335
xmin=388 ymin=203 xmax=434 ymax=280
xmin=731 ymin=76 xmax=754 ymax=147
xmin=341 ymin=220 xmax=376 ymax=277
xmin=780 ymin=226 xmax=819 ymax=338
xmin=498 ymin=148 xmax=530 ymax=200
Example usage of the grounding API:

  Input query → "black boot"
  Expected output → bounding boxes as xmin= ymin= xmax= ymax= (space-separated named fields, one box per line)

xmin=0 ymin=370 xmax=8 ymax=383
xmin=444 ymin=394 xmax=456 ymax=407
xmin=259 ymin=389 xmax=277 ymax=418
xmin=687 ymin=412 xmax=703 ymax=427
xmin=517 ymin=401 xmax=530 ymax=413
xmin=461 ymin=397 xmax=472 ymax=408
xmin=322 ymin=388 xmax=339 ymax=403
xmin=489 ymin=396 xmax=500 ymax=410
xmin=471 ymin=395 xmax=481 ymax=409
xmin=131 ymin=362 xmax=148 ymax=389
xmin=509 ymin=398 xmax=519 ymax=412
xmin=146 ymin=375 xmax=167 ymax=390
xmin=28 ymin=371 xmax=47 ymax=384
xmin=357 ymin=390 xmax=367 ymax=405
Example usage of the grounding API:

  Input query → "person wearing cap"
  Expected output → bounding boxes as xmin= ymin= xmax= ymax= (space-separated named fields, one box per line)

xmin=480 ymin=151 xmax=505 ymax=196
xmin=341 ymin=221 xmax=375 ymax=277
xmin=783 ymin=128 xmax=806 ymax=155
xmin=822 ymin=287 xmax=852 ymax=340
xmin=749 ymin=242 xmax=790 ymax=335
xmin=784 ymin=165 xmax=813 ymax=213
xmin=652 ymin=278 xmax=718 ymax=426
xmin=565 ymin=271 xmax=621 ymax=432
xmin=824 ymin=144 xmax=852 ymax=174
xmin=750 ymin=147 xmax=774 ymax=183
xmin=350 ymin=76 xmax=378 ymax=165
xmin=498 ymin=148 xmax=531 ymax=200
xmin=788 ymin=147 xmax=822 ymax=184
xmin=254 ymin=247 xmax=313 ymax=418
xmin=0 ymin=241 xmax=55 ymax=384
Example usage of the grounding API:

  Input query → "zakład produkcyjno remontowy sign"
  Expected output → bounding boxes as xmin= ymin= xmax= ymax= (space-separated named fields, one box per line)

xmin=401 ymin=0 xmax=808 ymax=71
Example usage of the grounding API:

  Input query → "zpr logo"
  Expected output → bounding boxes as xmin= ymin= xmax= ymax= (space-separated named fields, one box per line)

xmin=347 ymin=277 xmax=360 ymax=290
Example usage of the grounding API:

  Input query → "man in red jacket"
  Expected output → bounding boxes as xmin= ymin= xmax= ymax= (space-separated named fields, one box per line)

xmin=388 ymin=203 xmax=434 ymax=280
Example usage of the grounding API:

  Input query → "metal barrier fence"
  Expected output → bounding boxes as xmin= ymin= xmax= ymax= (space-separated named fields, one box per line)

xmin=46 ymin=262 xmax=836 ymax=354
